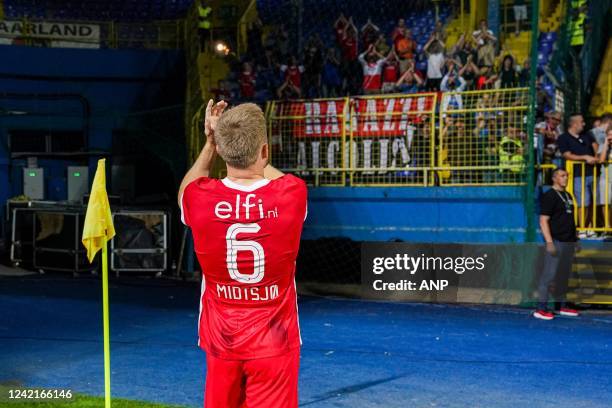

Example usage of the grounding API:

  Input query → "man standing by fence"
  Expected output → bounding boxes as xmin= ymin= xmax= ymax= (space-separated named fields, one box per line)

xmin=535 ymin=168 xmax=580 ymax=320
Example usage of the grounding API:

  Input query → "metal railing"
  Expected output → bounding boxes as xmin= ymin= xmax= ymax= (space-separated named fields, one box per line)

xmin=566 ymin=160 xmax=612 ymax=234
xmin=262 ymin=88 xmax=530 ymax=187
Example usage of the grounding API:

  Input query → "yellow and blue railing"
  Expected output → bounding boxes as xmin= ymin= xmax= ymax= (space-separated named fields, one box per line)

xmin=566 ymin=160 xmax=612 ymax=234
xmin=262 ymin=88 xmax=533 ymax=188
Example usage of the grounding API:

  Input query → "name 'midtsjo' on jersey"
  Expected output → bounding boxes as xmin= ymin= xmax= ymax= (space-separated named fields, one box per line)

xmin=181 ymin=174 xmax=307 ymax=360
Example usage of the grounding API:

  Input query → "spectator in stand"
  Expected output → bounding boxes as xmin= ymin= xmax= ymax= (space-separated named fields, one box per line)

xmin=475 ymin=93 xmax=496 ymax=120
xmin=390 ymin=18 xmax=406 ymax=42
xmin=498 ymin=55 xmax=519 ymax=88
xmin=475 ymin=65 xmax=496 ymax=90
xmin=589 ymin=113 xmax=611 ymax=148
xmin=339 ymin=17 xmax=361 ymax=94
xmin=452 ymin=34 xmax=479 ymax=89
xmin=334 ymin=14 xmax=349 ymax=46
xmin=513 ymin=0 xmax=528 ymax=36
xmin=395 ymin=60 xmax=425 ymax=94
xmin=536 ymin=111 xmax=564 ymax=169
xmin=557 ymin=113 xmax=599 ymax=236
xmin=361 ymin=18 xmax=380 ymax=50
xmin=589 ymin=114 xmax=612 ymax=231
xmin=239 ymin=62 xmax=256 ymax=101
xmin=303 ymin=36 xmax=324 ymax=98
xmin=423 ymin=32 xmax=445 ymax=91
xmin=597 ymin=127 xmax=612 ymax=230
xmin=432 ymin=20 xmax=447 ymax=43
xmin=381 ymin=50 xmax=399 ymax=93
xmin=473 ymin=115 xmax=501 ymax=182
xmin=358 ymin=44 xmax=389 ymax=94
xmin=395 ymin=28 xmax=418 ymax=74
xmin=444 ymin=58 xmax=460 ymax=77
xmin=472 ymin=19 xmax=497 ymax=68
xmin=441 ymin=116 xmax=465 ymax=180
xmin=498 ymin=126 xmax=526 ymax=178
xmin=375 ymin=33 xmax=390 ymax=56
xmin=440 ymin=72 xmax=467 ymax=111
xmin=518 ymin=57 xmax=531 ymax=86
xmin=322 ymin=48 xmax=342 ymax=97
xmin=277 ymin=56 xmax=304 ymax=99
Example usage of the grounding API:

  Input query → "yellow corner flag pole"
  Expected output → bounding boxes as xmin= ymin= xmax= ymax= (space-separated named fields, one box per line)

xmin=82 ymin=159 xmax=116 ymax=408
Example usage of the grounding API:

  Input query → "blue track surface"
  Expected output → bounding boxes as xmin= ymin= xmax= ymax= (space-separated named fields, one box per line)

xmin=1 ymin=276 xmax=611 ymax=407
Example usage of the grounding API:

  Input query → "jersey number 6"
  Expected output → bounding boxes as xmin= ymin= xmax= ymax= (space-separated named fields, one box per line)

xmin=226 ymin=223 xmax=265 ymax=284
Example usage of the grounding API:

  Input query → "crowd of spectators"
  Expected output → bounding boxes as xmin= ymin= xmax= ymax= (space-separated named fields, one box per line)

xmin=214 ymin=13 xmax=608 ymax=187
xmin=218 ymin=14 xmax=547 ymax=107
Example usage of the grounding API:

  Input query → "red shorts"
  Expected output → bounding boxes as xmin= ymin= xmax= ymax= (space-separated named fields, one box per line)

xmin=204 ymin=348 xmax=300 ymax=408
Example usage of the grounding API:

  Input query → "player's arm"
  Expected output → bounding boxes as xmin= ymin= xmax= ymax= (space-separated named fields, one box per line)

xmin=177 ymin=99 xmax=227 ymax=206
xmin=264 ymin=164 xmax=285 ymax=180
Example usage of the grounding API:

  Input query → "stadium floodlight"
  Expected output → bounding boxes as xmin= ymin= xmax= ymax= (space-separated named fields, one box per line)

xmin=214 ymin=41 xmax=230 ymax=56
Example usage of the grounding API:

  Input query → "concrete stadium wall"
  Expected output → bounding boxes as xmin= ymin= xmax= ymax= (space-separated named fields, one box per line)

xmin=304 ymin=186 xmax=528 ymax=243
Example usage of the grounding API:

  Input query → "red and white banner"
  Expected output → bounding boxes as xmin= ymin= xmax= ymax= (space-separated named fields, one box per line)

xmin=271 ymin=94 xmax=436 ymax=139
xmin=351 ymin=95 xmax=436 ymax=137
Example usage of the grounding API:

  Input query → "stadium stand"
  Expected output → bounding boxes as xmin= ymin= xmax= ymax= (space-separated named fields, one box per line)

xmin=2 ymin=0 xmax=193 ymax=21
xmin=1 ymin=0 xmax=610 ymax=300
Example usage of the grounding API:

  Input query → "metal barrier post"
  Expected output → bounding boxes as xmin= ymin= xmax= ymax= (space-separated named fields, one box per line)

xmin=430 ymin=93 xmax=438 ymax=186
xmin=580 ymin=162 xmax=586 ymax=228
xmin=349 ymin=103 xmax=355 ymax=187
xmin=525 ymin=0 xmax=540 ymax=242
xmin=341 ymin=97 xmax=349 ymax=187
xmin=593 ymin=165 xmax=598 ymax=229
xmin=604 ymin=162 xmax=612 ymax=231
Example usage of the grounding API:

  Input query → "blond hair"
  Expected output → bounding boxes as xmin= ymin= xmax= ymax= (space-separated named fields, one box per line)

xmin=215 ymin=103 xmax=267 ymax=169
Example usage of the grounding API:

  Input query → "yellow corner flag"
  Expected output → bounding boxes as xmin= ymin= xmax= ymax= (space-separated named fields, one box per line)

xmin=82 ymin=158 xmax=115 ymax=408
xmin=82 ymin=158 xmax=115 ymax=262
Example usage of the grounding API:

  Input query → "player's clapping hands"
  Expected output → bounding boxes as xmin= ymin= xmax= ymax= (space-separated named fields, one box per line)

xmin=204 ymin=99 xmax=228 ymax=144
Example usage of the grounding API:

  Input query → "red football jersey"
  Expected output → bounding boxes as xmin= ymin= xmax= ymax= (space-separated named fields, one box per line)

xmin=181 ymin=175 xmax=307 ymax=360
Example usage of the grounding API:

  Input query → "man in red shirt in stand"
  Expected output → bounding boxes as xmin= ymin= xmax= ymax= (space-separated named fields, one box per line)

xmin=239 ymin=62 xmax=256 ymax=101
xmin=277 ymin=56 xmax=305 ymax=99
xmin=178 ymin=100 xmax=308 ymax=408
xmin=394 ymin=28 xmax=417 ymax=74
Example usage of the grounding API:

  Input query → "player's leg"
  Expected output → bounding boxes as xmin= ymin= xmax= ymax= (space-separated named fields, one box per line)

xmin=204 ymin=354 xmax=246 ymax=408
xmin=243 ymin=349 xmax=300 ymax=408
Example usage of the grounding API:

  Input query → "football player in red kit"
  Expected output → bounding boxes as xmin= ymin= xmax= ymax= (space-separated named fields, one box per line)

xmin=178 ymin=100 xmax=307 ymax=408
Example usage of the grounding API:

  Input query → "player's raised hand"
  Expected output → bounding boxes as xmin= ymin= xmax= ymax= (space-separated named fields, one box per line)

xmin=204 ymin=99 xmax=228 ymax=144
